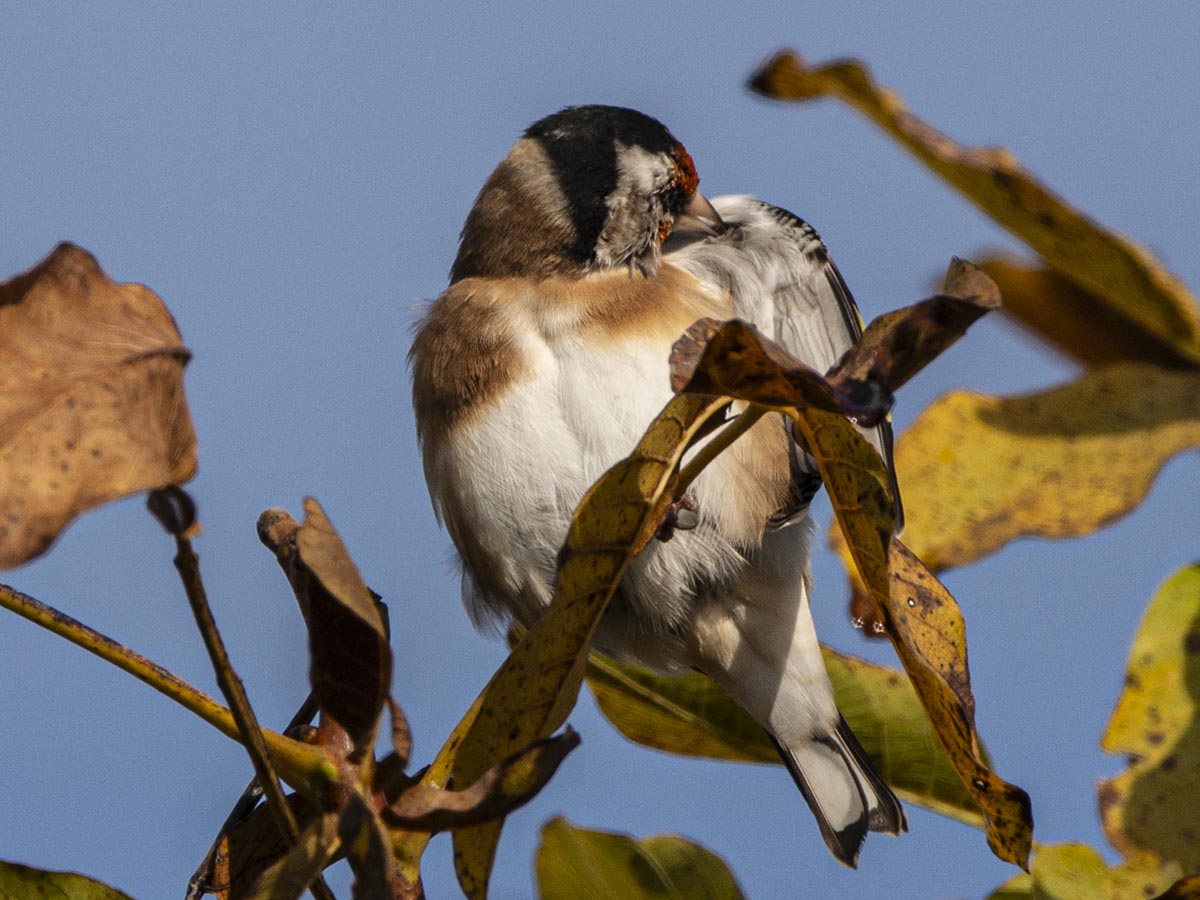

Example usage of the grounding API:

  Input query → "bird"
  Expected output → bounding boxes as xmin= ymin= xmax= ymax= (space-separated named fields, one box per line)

xmin=409 ymin=105 xmax=906 ymax=866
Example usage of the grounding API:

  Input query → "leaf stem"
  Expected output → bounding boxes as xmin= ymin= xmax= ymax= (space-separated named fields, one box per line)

xmin=169 ymin=532 xmax=311 ymax=858
xmin=675 ymin=404 xmax=766 ymax=497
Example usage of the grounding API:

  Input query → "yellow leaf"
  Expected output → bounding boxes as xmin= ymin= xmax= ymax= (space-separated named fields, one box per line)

xmin=984 ymin=847 xmax=1183 ymax=900
xmin=535 ymin=817 xmax=746 ymax=900
xmin=447 ymin=395 xmax=727 ymax=899
xmin=586 ymin=647 xmax=986 ymax=827
xmin=979 ymin=256 xmax=1196 ymax=370
xmin=863 ymin=365 xmax=1200 ymax=573
xmin=0 ymin=861 xmax=139 ymax=900
xmin=748 ymin=51 xmax=1200 ymax=363
xmin=1100 ymin=564 xmax=1200 ymax=873
xmin=671 ymin=316 xmax=1032 ymax=866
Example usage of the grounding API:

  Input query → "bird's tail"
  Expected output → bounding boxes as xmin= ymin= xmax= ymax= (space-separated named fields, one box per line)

xmin=770 ymin=714 xmax=906 ymax=868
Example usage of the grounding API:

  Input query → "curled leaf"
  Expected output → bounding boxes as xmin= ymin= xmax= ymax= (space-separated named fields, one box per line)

xmin=670 ymin=318 xmax=890 ymax=425
xmin=828 ymin=257 xmax=1001 ymax=390
xmin=536 ymin=817 xmax=746 ymax=900
xmin=1100 ymin=564 xmax=1200 ymax=874
xmin=293 ymin=498 xmax=392 ymax=750
xmin=448 ymin=394 xmax=728 ymax=898
xmin=0 ymin=243 xmax=197 ymax=568
xmin=585 ymin=647 xmax=985 ymax=827
xmin=386 ymin=728 xmax=579 ymax=831
xmin=749 ymin=51 xmax=1200 ymax=363
xmin=670 ymin=307 xmax=1032 ymax=865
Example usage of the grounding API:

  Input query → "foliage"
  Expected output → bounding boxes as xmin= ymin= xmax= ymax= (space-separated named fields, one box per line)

xmin=1 ymin=48 xmax=1198 ymax=900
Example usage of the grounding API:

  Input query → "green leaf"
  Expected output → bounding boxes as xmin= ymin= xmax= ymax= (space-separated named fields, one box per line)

xmin=536 ymin=817 xmax=746 ymax=900
xmin=585 ymin=647 xmax=985 ymax=827
xmin=1100 ymin=564 xmax=1200 ymax=873
xmin=0 ymin=861 xmax=138 ymax=900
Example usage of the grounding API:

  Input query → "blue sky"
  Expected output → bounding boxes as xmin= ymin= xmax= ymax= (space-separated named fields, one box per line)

xmin=2 ymin=4 xmax=1197 ymax=899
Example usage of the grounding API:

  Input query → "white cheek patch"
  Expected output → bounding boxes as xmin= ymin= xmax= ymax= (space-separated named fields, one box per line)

xmin=594 ymin=142 xmax=672 ymax=268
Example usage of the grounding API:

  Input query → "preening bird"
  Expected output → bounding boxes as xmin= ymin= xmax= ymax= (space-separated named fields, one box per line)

xmin=410 ymin=105 xmax=906 ymax=866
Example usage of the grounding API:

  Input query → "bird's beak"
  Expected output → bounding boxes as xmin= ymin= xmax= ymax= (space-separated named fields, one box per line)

xmin=672 ymin=191 xmax=726 ymax=239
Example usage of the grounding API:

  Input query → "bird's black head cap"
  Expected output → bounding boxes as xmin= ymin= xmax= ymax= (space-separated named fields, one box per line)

xmin=524 ymin=105 xmax=697 ymax=267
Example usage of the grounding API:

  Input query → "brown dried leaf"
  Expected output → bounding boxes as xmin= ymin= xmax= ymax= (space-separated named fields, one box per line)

xmin=294 ymin=498 xmax=392 ymax=751
xmin=192 ymin=794 xmax=323 ymax=900
xmin=830 ymin=257 xmax=1001 ymax=389
xmin=386 ymin=728 xmax=579 ymax=831
xmin=237 ymin=809 xmax=340 ymax=900
xmin=749 ymin=51 xmax=1200 ymax=363
xmin=0 ymin=243 xmax=197 ymax=568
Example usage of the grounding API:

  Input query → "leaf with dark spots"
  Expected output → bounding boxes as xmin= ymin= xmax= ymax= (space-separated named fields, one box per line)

xmin=386 ymin=728 xmax=579 ymax=832
xmin=670 ymin=318 xmax=891 ymax=426
xmin=749 ymin=51 xmax=1200 ymax=363
xmin=663 ymin=291 xmax=1031 ymax=866
xmin=444 ymin=394 xmax=727 ymax=898
xmin=828 ymin=258 xmax=1001 ymax=392
xmin=834 ymin=364 xmax=1200 ymax=577
xmin=1101 ymin=565 xmax=1200 ymax=873
xmin=293 ymin=498 xmax=392 ymax=752
xmin=0 ymin=860 xmax=139 ymax=899
xmin=0 ymin=243 xmax=197 ymax=569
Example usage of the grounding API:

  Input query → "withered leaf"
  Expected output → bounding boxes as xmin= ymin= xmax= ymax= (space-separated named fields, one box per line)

xmin=0 ymin=243 xmax=197 ymax=568
xmin=829 ymin=257 xmax=1001 ymax=390
xmin=192 ymin=794 xmax=323 ymax=900
xmin=749 ymin=51 xmax=1200 ymax=363
xmin=386 ymin=728 xmax=579 ymax=832
xmin=294 ymin=498 xmax=392 ymax=751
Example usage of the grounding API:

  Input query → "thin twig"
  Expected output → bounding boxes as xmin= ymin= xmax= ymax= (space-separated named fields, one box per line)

xmin=170 ymin=533 xmax=346 ymax=900
xmin=186 ymin=692 xmax=322 ymax=900
xmin=171 ymin=532 xmax=302 ymax=845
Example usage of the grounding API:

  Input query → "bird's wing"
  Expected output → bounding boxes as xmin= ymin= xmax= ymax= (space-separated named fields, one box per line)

xmin=665 ymin=195 xmax=902 ymax=529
